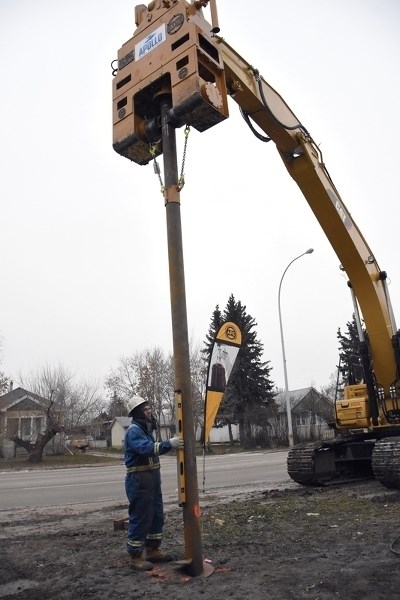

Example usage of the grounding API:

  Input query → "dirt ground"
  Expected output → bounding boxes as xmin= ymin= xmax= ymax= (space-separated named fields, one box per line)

xmin=1 ymin=477 xmax=400 ymax=600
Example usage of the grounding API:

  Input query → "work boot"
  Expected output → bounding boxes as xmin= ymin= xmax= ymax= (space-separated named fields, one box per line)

xmin=128 ymin=552 xmax=153 ymax=571
xmin=145 ymin=547 xmax=174 ymax=563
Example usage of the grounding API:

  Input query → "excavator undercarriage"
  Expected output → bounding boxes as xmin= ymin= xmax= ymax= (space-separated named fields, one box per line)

xmin=287 ymin=433 xmax=400 ymax=489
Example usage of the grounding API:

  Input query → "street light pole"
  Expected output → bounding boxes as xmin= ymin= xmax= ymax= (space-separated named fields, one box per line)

xmin=278 ymin=248 xmax=314 ymax=447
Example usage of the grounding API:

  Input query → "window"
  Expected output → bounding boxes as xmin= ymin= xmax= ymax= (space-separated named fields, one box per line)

xmin=295 ymin=414 xmax=307 ymax=426
xmin=32 ymin=417 xmax=42 ymax=435
xmin=20 ymin=417 xmax=31 ymax=439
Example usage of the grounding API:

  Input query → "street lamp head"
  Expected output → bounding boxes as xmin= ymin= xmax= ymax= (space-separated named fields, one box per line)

xmin=305 ymin=248 xmax=314 ymax=254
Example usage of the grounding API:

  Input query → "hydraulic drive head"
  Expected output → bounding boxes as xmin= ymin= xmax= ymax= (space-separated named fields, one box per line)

xmin=112 ymin=0 xmax=228 ymax=165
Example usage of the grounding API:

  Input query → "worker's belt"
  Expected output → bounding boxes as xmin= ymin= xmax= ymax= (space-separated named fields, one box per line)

xmin=126 ymin=463 xmax=160 ymax=474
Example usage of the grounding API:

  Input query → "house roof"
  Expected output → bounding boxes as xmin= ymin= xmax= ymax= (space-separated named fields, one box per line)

xmin=111 ymin=417 xmax=132 ymax=430
xmin=0 ymin=386 xmax=62 ymax=411
xmin=275 ymin=387 xmax=318 ymax=411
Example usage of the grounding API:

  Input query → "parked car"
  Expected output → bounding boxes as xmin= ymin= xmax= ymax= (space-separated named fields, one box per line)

xmin=65 ymin=435 xmax=89 ymax=452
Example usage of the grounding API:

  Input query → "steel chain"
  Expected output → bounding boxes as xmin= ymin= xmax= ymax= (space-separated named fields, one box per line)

xmin=177 ymin=125 xmax=190 ymax=191
xmin=149 ymin=125 xmax=190 ymax=195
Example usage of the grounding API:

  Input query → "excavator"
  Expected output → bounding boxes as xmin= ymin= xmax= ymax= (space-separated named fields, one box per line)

xmin=112 ymin=0 xmax=400 ymax=489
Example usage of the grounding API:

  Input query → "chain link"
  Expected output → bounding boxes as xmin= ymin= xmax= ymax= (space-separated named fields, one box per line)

xmin=149 ymin=125 xmax=190 ymax=195
xmin=177 ymin=125 xmax=190 ymax=191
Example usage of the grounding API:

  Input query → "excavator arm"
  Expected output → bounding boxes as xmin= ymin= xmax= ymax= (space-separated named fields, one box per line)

xmin=217 ymin=36 xmax=400 ymax=486
xmin=216 ymin=35 xmax=398 ymax=408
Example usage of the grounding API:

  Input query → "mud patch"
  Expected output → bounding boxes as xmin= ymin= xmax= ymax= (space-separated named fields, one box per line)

xmin=1 ymin=481 xmax=400 ymax=599
xmin=0 ymin=579 xmax=39 ymax=598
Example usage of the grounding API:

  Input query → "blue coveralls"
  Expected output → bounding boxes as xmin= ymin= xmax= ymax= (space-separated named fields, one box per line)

xmin=124 ymin=419 xmax=173 ymax=556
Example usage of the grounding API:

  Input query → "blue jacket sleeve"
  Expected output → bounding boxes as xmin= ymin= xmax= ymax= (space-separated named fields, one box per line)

xmin=125 ymin=423 xmax=172 ymax=457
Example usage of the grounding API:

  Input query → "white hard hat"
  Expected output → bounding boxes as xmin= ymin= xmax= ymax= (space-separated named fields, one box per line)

xmin=127 ymin=395 xmax=147 ymax=415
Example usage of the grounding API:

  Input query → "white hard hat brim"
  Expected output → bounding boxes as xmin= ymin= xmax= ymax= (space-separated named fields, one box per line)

xmin=127 ymin=395 xmax=147 ymax=415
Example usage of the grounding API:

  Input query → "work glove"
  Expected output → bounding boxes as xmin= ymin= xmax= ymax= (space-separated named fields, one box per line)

xmin=169 ymin=436 xmax=184 ymax=450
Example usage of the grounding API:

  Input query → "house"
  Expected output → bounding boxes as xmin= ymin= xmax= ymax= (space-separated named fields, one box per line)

xmin=273 ymin=386 xmax=334 ymax=442
xmin=0 ymin=386 xmax=64 ymax=458
xmin=110 ymin=417 xmax=132 ymax=449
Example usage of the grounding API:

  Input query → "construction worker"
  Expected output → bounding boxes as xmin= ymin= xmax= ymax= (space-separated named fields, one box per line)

xmin=124 ymin=395 xmax=184 ymax=571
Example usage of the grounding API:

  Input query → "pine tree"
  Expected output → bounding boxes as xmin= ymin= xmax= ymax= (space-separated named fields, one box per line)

xmin=337 ymin=314 xmax=364 ymax=385
xmin=204 ymin=294 xmax=276 ymax=448
xmin=202 ymin=305 xmax=223 ymax=356
xmin=107 ymin=391 xmax=128 ymax=420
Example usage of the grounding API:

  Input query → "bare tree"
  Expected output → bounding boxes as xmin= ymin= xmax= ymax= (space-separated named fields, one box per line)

xmin=105 ymin=348 xmax=173 ymax=431
xmin=320 ymin=372 xmax=338 ymax=403
xmin=136 ymin=347 xmax=170 ymax=427
xmin=161 ymin=353 xmax=176 ymax=428
xmin=20 ymin=364 xmax=106 ymax=429
xmin=105 ymin=343 xmax=206 ymax=436
xmin=11 ymin=364 xmax=106 ymax=463
xmin=0 ymin=374 xmax=9 ymax=396
xmin=0 ymin=333 xmax=10 ymax=395
xmin=105 ymin=355 xmax=139 ymax=401
xmin=189 ymin=338 xmax=207 ymax=433
xmin=9 ymin=389 xmax=63 ymax=463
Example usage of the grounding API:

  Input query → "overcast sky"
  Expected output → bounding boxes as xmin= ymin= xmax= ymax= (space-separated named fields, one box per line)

xmin=1 ymin=0 xmax=399 ymax=397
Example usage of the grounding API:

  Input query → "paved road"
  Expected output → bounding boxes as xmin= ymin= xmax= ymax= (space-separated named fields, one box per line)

xmin=0 ymin=451 xmax=292 ymax=510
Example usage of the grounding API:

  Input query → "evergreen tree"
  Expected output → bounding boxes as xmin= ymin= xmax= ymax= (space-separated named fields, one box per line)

xmin=203 ymin=294 xmax=276 ymax=448
xmin=337 ymin=314 xmax=364 ymax=385
xmin=107 ymin=391 xmax=128 ymax=420
xmin=202 ymin=305 xmax=223 ymax=355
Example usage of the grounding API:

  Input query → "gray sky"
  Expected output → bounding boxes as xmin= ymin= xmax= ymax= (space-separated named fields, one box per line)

xmin=1 ymin=0 xmax=399 ymax=394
